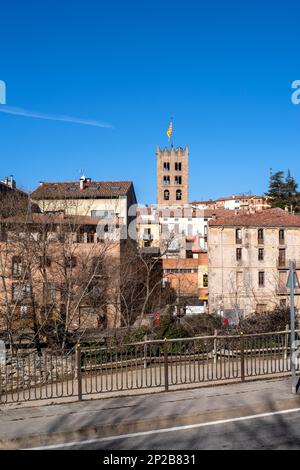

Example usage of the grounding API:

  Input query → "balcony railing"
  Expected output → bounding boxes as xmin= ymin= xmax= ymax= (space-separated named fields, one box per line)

xmin=277 ymin=259 xmax=300 ymax=269
xmin=277 ymin=285 xmax=300 ymax=294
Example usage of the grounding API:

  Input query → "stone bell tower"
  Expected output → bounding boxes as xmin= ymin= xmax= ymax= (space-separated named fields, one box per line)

xmin=156 ymin=145 xmax=189 ymax=206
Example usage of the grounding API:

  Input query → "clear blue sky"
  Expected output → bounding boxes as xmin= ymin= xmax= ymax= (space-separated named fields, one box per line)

xmin=0 ymin=0 xmax=300 ymax=203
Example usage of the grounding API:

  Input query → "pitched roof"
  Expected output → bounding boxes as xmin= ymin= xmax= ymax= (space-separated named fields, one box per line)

xmin=0 ymin=181 xmax=28 ymax=198
xmin=216 ymin=194 xmax=266 ymax=201
xmin=31 ymin=181 xmax=134 ymax=199
xmin=208 ymin=208 xmax=300 ymax=228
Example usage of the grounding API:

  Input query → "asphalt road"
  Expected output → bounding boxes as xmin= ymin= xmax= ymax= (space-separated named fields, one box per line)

xmin=36 ymin=408 xmax=300 ymax=450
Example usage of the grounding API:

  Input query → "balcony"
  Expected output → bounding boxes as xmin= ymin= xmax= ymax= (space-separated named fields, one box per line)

xmin=277 ymin=285 xmax=300 ymax=295
xmin=277 ymin=259 xmax=300 ymax=269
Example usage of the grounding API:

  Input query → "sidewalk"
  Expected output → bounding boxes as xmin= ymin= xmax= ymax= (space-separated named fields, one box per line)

xmin=1 ymin=377 xmax=300 ymax=449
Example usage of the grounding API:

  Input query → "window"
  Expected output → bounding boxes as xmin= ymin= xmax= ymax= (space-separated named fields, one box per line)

xmin=203 ymin=274 xmax=208 ymax=287
xmin=12 ymin=257 xmax=29 ymax=278
xmin=175 ymin=176 xmax=182 ymax=185
xmin=164 ymin=189 xmax=169 ymax=201
xmin=175 ymin=162 xmax=182 ymax=171
xmin=143 ymin=228 xmax=152 ymax=240
xmin=43 ymin=282 xmax=56 ymax=303
xmin=163 ymin=176 xmax=170 ymax=185
xmin=258 ymin=271 xmax=265 ymax=287
xmin=163 ymin=162 xmax=170 ymax=171
xmin=12 ymin=283 xmax=32 ymax=302
xmin=278 ymin=248 xmax=286 ymax=267
xmin=256 ymin=303 xmax=267 ymax=314
xmin=91 ymin=210 xmax=114 ymax=219
xmin=235 ymin=228 xmax=242 ymax=244
xmin=186 ymin=250 xmax=193 ymax=258
xmin=236 ymin=271 xmax=243 ymax=289
xmin=279 ymin=229 xmax=285 ymax=244
xmin=236 ymin=248 xmax=242 ymax=261
xmin=86 ymin=230 xmax=95 ymax=243
xmin=258 ymin=228 xmax=264 ymax=244
xmin=65 ymin=256 xmax=77 ymax=268
xmin=12 ymin=256 xmax=22 ymax=278
xmin=176 ymin=189 xmax=182 ymax=201
xmin=39 ymin=256 xmax=51 ymax=268
xmin=279 ymin=271 xmax=287 ymax=289
xmin=0 ymin=227 xmax=7 ymax=242
xmin=258 ymin=248 xmax=264 ymax=261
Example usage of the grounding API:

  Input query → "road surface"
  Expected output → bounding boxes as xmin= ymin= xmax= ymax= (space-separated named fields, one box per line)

xmin=31 ymin=408 xmax=300 ymax=450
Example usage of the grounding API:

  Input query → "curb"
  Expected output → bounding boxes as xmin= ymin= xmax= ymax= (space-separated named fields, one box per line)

xmin=2 ymin=396 xmax=300 ymax=449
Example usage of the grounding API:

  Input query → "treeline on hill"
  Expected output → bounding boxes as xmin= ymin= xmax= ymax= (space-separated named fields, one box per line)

xmin=266 ymin=169 xmax=300 ymax=212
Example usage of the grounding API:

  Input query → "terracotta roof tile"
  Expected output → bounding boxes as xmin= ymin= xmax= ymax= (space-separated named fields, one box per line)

xmin=31 ymin=181 xmax=134 ymax=199
xmin=208 ymin=208 xmax=300 ymax=227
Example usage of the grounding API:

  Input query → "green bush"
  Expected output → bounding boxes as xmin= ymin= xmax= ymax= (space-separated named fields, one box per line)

xmin=153 ymin=313 xmax=189 ymax=340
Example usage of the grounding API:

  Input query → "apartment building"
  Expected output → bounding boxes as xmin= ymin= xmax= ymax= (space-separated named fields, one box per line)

xmin=0 ymin=213 xmax=125 ymax=340
xmin=192 ymin=195 xmax=270 ymax=212
xmin=208 ymin=208 xmax=300 ymax=317
xmin=31 ymin=176 xmax=137 ymax=239
xmin=136 ymin=206 xmax=160 ymax=249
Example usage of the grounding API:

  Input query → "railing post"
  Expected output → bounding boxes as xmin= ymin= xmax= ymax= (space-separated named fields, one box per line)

xmin=75 ymin=343 xmax=83 ymax=401
xmin=240 ymin=332 xmax=245 ymax=382
xmin=144 ymin=335 xmax=147 ymax=369
xmin=284 ymin=324 xmax=289 ymax=363
xmin=213 ymin=329 xmax=218 ymax=365
xmin=164 ymin=339 xmax=169 ymax=392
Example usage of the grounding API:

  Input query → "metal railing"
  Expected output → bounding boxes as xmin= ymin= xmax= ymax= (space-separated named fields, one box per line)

xmin=0 ymin=328 xmax=298 ymax=404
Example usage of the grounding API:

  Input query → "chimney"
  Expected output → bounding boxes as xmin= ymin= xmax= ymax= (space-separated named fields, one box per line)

xmin=39 ymin=181 xmax=44 ymax=187
xmin=9 ymin=175 xmax=16 ymax=189
xmin=79 ymin=175 xmax=86 ymax=190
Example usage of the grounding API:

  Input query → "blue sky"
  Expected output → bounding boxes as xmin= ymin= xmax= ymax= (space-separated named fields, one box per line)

xmin=0 ymin=0 xmax=300 ymax=203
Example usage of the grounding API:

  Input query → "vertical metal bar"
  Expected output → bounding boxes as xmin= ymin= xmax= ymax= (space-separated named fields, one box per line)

xmin=213 ymin=329 xmax=218 ymax=365
xmin=164 ymin=340 xmax=169 ymax=392
xmin=290 ymin=260 xmax=297 ymax=394
xmin=76 ymin=345 xmax=82 ymax=401
xmin=284 ymin=324 xmax=289 ymax=370
xmin=240 ymin=333 xmax=245 ymax=382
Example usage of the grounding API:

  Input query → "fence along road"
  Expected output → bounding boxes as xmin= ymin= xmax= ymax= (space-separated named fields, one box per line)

xmin=0 ymin=328 xmax=298 ymax=404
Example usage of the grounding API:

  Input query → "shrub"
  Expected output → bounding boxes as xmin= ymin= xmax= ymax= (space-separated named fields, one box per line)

xmin=153 ymin=313 xmax=189 ymax=340
xmin=181 ymin=314 xmax=223 ymax=337
xmin=221 ymin=307 xmax=290 ymax=335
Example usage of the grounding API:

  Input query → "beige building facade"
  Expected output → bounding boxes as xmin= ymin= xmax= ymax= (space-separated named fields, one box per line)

xmin=208 ymin=208 xmax=300 ymax=317
xmin=31 ymin=177 xmax=137 ymax=239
